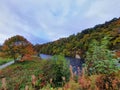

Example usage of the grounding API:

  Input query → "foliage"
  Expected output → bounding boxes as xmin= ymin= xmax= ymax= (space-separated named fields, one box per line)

xmin=35 ymin=17 xmax=120 ymax=57
xmin=41 ymin=55 xmax=70 ymax=87
xmin=0 ymin=57 xmax=120 ymax=90
xmin=0 ymin=45 xmax=2 ymax=51
xmin=116 ymin=50 xmax=120 ymax=57
xmin=0 ymin=55 xmax=70 ymax=89
xmin=0 ymin=58 xmax=42 ymax=90
xmin=85 ymin=37 xmax=119 ymax=75
xmin=0 ymin=57 xmax=13 ymax=65
xmin=1 ymin=35 xmax=35 ymax=61
xmin=96 ymin=74 xmax=120 ymax=90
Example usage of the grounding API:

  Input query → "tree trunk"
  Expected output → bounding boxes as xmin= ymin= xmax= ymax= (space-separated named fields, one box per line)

xmin=21 ymin=54 xmax=24 ymax=60
xmin=14 ymin=57 xmax=17 ymax=62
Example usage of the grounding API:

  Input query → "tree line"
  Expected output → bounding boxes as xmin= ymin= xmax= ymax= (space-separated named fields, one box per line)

xmin=0 ymin=17 xmax=120 ymax=59
xmin=34 ymin=17 xmax=120 ymax=57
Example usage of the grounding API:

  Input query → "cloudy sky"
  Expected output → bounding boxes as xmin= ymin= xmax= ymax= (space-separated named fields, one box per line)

xmin=0 ymin=0 xmax=120 ymax=44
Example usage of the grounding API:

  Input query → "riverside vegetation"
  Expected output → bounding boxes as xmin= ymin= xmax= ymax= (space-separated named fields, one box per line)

xmin=0 ymin=58 xmax=13 ymax=65
xmin=0 ymin=36 xmax=120 ymax=90
xmin=35 ymin=18 xmax=120 ymax=57
xmin=0 ymin=17 xmax=120 ymax=90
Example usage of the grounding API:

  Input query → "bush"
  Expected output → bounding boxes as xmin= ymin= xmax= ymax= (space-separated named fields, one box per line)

xmin=40 ymin=55 xmax=70 ymax=87
xmin=96 ymin=74 xmax=120 ymax=90
xmin=85 ymin=37 xmax=119 ymax=75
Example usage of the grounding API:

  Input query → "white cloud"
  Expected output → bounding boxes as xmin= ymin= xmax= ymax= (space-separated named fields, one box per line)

xmin=0 ymin=0 xmax=120 ymax=44
xmin=86 ymin=0 xmax=120 ymax=19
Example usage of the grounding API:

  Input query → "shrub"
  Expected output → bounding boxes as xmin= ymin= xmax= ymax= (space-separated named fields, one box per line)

xmin=40 ymin=55 xmax=70 ymax=87
xmin=96 ymin=74 xmax=120 ymax=90
xmin=85 ymin=37 xmax=119 ymax=75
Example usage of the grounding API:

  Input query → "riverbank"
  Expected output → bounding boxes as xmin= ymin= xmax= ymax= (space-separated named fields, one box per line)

xmin=0 ymin=55 xmax=70 ymax=89
xmin=0 ymin=54 xmax=120 ymax=90
xmin=0 ymin=57 xmax=13 ymax=65
xmin=0 ymin=55 xmax=41 ymax=70
xmin=0 ymin=61 xmax=14 ymax=70
xmin=0 ymin=59 xmax=42 ymax=89
xmin=1 ymin=58 xmax=120 ymax=90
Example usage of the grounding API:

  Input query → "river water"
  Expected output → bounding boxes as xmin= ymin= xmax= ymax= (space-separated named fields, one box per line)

xmin=0 ymin=54 xmax=85 ymax=72
xmin=40 ymin=54 xmax=85 ymax=73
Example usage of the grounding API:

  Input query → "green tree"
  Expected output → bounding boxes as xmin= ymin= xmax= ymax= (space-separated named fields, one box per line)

xmin=41 ymin=55 xmax=70 ymax=87
xmin=85 ymin=37 xmax=119 ymax=75
xmin=36 ymin=18 xmax=120 ymax=57
xmin=2 ymin=35 xmax=35 ymax=61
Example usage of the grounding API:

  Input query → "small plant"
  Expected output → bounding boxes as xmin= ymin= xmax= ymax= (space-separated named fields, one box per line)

xmin=78 ymin=68 xmax=91 ymax=90
xmin=25 ymin=85 xmax=29 ymax=90
xmin=29 ymin=55 xmax=71 ymax=88
xmin=96 ymin=74 xmax=120 ymax=90
xmin=1 ymin=78 xmax=7 ymax=90
xmin=69 ymin=65 xmax=74 ymax=80
xmin=31 ymin=75 xmax=37 ymax=87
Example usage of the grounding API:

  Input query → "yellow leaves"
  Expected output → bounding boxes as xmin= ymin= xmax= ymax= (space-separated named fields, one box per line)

xmin=113 ymin=37 xmax=120 ymax=45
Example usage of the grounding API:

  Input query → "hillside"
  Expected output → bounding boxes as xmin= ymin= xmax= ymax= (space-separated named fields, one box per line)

xmin=35 ymin=18 xmax=120 ymax=57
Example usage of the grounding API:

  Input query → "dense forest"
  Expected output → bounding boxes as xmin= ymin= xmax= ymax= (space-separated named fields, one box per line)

xmin=34 ymin=18 xmax=120 ymax=57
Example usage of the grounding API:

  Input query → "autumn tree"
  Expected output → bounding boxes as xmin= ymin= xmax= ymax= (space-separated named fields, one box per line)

xmin=1 ymin=35 xmax=35 ymax=61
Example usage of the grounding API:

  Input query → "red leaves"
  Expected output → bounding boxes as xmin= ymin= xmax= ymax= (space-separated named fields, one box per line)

xmin=20 ymin=54 xmax=32 ymax=61
xmin=116 ymin=50 xmax=120 ymax=57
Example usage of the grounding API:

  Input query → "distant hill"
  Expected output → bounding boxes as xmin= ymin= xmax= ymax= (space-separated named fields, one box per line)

xmin=35 ymin=17 xmax=120 ymax=57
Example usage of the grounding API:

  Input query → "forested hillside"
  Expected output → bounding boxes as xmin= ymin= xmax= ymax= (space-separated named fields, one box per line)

xmin=35 ymin=18 xmax=120 ymax=57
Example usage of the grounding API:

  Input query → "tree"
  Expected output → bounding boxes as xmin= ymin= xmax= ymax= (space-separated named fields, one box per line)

xmin=85 ymin=37 xmax=119 ymax=75
xmin=0 ymin=45 xmax=2 ymax=51
xmin=2 ymin=35 xmax=35 ymax=61
xmin=41 ymin=55 xmax=70 ymax=87
xmin=35 ymin=17 xmax=120 ymax=57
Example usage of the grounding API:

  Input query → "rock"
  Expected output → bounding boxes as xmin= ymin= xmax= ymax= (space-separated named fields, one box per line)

xmin=75 ymin=54 xmax=81 ymax=59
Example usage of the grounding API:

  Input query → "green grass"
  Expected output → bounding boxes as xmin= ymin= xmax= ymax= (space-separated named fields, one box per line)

xmin=0 ymin=56 xmax=70 ymax=90
xmin=0 ymin=57 xmax=120 ymax=90
xmin=0 ymin=57 xmax=13 ymax=65
xmin=0 ymin=58 xmax=43 ymax=89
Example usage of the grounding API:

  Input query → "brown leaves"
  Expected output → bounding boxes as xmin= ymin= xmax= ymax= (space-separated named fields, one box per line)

xmin=78 ymin=68 xmax=91 ymax=90
xmin=1 ymin=78 xmax=7 ymax=90
xmin=96 ymin=74 xmax=120 ymax=90
xmin=116 ymin=50 xmax=120 ymax=57
xmin=31 ymin=75 xmax=37 ymax=87
xmin=1 ymin=35 xmax=36 ymax=61
xmin=25 ymin=85 xmax=29 ymax=90
xmin=69 ymin=65 xmax=74 ymax=80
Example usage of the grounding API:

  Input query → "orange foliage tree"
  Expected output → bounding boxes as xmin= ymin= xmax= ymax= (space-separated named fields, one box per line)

xmin=1 ymin=35 xmax=35 ymax=61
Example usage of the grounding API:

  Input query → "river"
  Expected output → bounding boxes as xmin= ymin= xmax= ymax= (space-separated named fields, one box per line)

xmin=40 ymin=54 xmax=85 ymax=72
xmin=0 ymin=54 xmax=85 ymax=72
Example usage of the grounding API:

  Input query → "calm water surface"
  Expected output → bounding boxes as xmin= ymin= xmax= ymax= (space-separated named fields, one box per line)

xmin=40 ymin=54 xmax=85 ymax=72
